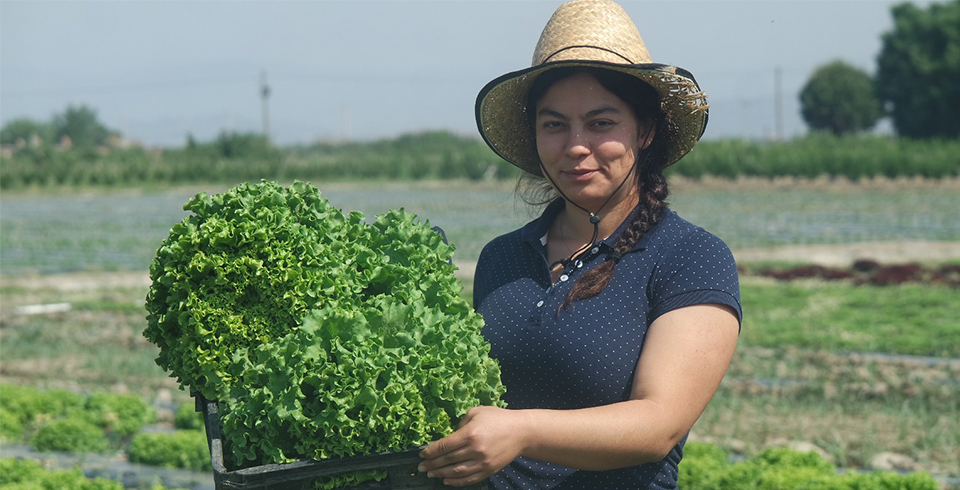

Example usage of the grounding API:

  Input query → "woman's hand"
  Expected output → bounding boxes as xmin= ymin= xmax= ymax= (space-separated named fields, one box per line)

xmin=418 ymin=406 xmax=527 ymax=487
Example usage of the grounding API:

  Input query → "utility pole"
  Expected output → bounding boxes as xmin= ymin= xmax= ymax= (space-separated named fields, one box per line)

xmin=260 ymin=70 xmax=271 ymax=144
xmin=341 ymin=104 xmax=352 ymax=142
xmin=774 ymin=66 xmax=783 ymax=141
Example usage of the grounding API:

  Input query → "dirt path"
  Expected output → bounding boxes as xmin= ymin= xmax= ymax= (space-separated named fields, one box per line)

xmin=452 ymin=240 xmax=960 ymax=281
xmin=2 ymin=241 xmax=957 ymax=289
xmin=732 ymin=240 xmax=960 ymax=267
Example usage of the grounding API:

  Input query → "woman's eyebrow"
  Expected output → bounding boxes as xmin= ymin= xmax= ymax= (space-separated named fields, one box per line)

xmin=537 ymin=108 xmax=567 ymax=120
xmin=584 ymin=106 xmax=620 ymax=118
xmin=538 ymin=106 xmax=621 ymax=120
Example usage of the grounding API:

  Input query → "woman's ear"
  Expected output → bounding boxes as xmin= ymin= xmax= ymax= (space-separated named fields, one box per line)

xmin=637 ymin=119 xmax=656 ymax=150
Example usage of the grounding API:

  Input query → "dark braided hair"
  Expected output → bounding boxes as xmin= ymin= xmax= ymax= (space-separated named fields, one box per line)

xmin=522 ymin=66 xmax=671 ymax=310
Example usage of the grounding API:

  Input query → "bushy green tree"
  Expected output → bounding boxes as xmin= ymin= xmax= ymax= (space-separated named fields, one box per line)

xmin=799 ymin=60 xmax=883 ymax=135
xmin=875 ymin=0 xmax=960 ymax=138
xmin=214 ymin=130 xmax=273 ymax=158
xmin=52 ymin=105 xmax=114 ymax=148
xmin=0 ymin=118 xmax=55 ymax=146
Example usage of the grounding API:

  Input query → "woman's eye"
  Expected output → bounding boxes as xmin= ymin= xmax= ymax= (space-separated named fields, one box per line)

xmin=541 ymin=121 xmax=564 ymax=130
xmin=591 ymin=120 xmax=615 ymax=128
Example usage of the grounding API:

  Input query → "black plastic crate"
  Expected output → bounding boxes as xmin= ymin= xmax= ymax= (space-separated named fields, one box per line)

xmin=195 ymin=395 xmax=487 ymax=490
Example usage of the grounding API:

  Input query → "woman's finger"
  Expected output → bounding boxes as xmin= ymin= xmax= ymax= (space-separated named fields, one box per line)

xmin=420 ymin=432 xmax=462 ymax=460
xmin=419 ymin=442 xmax=476 ymax=472
xmin=456 ymin=407 xmax=479 ymax=429
xmin=441 ymin=474 xmax=488 ymax=488
xmin=425 ymin=457 xmax=490 ymax=487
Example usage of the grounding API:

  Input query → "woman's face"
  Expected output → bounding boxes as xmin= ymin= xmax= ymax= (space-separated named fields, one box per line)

xmin=534 ymin=72 xmax=653 ymax=211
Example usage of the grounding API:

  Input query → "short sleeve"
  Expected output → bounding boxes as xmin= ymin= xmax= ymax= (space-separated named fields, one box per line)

xmin=648 ymin=228 xmax=742 ymax=325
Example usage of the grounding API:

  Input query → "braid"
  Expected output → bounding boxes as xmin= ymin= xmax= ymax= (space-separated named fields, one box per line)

xmin=559 ymin=159 xmax=669 ymax=311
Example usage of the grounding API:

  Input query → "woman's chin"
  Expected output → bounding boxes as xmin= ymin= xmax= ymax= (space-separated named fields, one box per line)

xmin=557 ymin=183 xmax=638 ymax=213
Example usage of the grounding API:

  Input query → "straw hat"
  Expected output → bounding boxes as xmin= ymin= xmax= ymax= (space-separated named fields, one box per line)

xmin=475 ymin=0 xmax=709 ymax=176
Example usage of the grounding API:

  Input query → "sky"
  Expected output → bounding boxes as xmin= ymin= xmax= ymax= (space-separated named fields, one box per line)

xmin=0 ymin=0 xmax=936 ymax=148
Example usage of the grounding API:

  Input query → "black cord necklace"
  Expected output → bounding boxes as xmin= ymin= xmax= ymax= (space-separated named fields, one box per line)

xmin=542 ymin=157 xmax=638 ymax=273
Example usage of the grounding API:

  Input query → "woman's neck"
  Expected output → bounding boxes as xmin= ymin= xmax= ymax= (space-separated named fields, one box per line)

xmin=559 ymin=193 xmax=639 ymax=243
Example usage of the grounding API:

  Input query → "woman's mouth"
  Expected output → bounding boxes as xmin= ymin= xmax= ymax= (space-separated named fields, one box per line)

xmin=563 ymin=168 xmax=598 ymax=181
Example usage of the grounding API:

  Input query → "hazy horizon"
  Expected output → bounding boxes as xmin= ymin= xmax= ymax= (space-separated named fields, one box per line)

xmin=1 ymin=0 xmax=937 ymax=148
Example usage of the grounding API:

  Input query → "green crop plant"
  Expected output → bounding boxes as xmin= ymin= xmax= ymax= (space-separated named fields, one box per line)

xmin=29 ymin=416 xmax=109 ymax=453
xmin=83 ymin=392 xmax=155 ymax=439
xmin=0 ymin=457 xmax=188 ymax=490
xmin=679 ymin=443 xmax=940 ymax=490
xmin=0 ymin=383 xmax=86 ymax=434
xmin=128 ymin=430 xmax=211 ymax=471
xmin=0 ymin=408 xmax=25 ymax=442
xmin=173 ymin=402 xmax=204 ymax=431
xmin=143 ymin=180 xmax=505 ymax=488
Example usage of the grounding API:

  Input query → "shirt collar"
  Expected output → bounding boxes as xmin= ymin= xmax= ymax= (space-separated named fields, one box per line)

xmin=521 ymin=198 xmax=565 ymax=248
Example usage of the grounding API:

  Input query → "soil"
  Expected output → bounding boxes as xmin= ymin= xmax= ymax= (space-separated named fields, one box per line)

xmin=732 ymin=241 xmax=960 ymax=267
xmin=2 ymin=241 xmax=957 ymax=288
xmin=451 ymin=240 xmax=960 ymax=282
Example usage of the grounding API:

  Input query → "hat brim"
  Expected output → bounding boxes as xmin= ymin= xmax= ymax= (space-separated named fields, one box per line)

xmin=475 ymin=60 xmax=709 ymax=176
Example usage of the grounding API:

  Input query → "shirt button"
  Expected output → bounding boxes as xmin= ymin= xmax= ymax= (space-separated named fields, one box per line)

xmin=536 ymin=300 xmax=544 ymax=308
xmin=559 ymin=274 xmax=569 ymax=282
xmin=590 ymin=247 xmax=600 ymax=254
xmin=575 ymin=260 xmax=583 ymax=268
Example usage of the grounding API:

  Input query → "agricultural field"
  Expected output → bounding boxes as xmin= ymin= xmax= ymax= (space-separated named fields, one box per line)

xmin=1 ymin=177 xmax=959 ymax=488
xmin=2 ymin=177 xmax=959 ymax=275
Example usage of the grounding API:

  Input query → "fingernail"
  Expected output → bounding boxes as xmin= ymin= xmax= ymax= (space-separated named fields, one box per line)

xmin=427 ymin=472 xmax=436 ymax=478
xmin=417 ymin=464 xmax=426 ymax=472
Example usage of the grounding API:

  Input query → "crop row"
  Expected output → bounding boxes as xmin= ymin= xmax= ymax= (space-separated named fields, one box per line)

xmin=1 ymin=458 xmax=186 ymax=490
xmin=2 ymin=132 xmax=958 ymax=190
xmin=0 ymin=383 xmax=946 ymax=490
xmin=0 ymin=383 xmax=210 ymax=473
xmin=679 ymin=443 xmax=940 ymax=490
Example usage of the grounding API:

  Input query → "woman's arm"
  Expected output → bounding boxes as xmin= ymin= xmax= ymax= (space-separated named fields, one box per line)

xmin=417 ymin=303 xmax=739 ymax=487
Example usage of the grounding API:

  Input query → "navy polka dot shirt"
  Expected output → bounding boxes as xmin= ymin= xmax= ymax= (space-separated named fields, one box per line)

xmin=474 ymin=198 xmax=742 ymax=490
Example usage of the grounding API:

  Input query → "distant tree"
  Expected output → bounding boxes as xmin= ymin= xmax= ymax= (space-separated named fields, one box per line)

xmin=875 ymin=0 xmax=960 ymax=138
xmin=799 ymin=60 xmax=883 ymax=136
xmin=214 ymin=131 xmax=273 ymax=158
xmin=52 ymin=105 xmax=114 ymax=148
xmin=0 ymin=118 xmax=55 ymax=146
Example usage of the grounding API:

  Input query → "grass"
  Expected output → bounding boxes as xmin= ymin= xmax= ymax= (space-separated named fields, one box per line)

xmin=0 ymin=276 xmax=180 ymax=403
xmin=740 ymin=278 xmax=960 ymax=357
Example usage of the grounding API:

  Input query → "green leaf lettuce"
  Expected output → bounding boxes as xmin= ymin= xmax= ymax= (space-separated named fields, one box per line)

xmin=143 ymin=180 xmax=505 ymax=486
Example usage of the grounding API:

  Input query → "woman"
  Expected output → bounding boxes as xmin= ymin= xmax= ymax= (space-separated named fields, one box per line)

xmin=419 ymin=1 xmax=741 ymax=488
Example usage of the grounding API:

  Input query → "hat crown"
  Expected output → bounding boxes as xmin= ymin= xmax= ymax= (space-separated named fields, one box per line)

xmin=532 ymin=0 xmax=651 ymax=66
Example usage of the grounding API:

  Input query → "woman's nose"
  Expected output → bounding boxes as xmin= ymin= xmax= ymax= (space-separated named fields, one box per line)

xmin=564 ymin=130 xmax=590 ymax=157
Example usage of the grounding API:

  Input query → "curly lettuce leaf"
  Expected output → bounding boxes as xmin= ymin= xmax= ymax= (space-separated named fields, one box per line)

xmin=143 ymin=180 xmax=505 ymax=488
